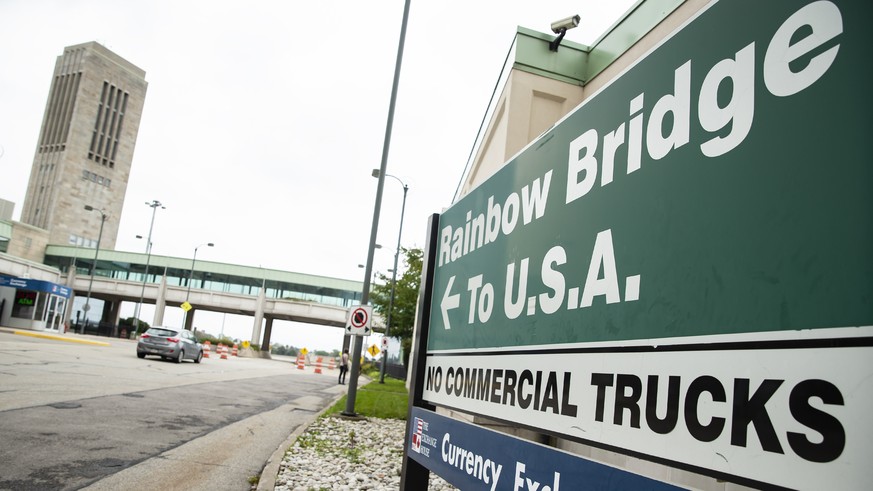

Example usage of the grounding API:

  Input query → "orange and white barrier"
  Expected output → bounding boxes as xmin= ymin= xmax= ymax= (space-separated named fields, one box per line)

xmin=219 ymin=344 xmax=229 ymax=360
xmin=328 ymin=358 xmax=335 ymax=370
xmin=231 ymin=344 xmax=238 ymax=356
xmin=314 ymin=356 xmax=323 ymax=374
xmin=296 ymin=355 xmax=305 ymax=370
xmin=203 ymin=341 xmax=211 ymax=358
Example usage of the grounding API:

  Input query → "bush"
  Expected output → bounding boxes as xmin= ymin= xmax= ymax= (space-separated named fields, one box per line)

xmin=360 ymin=360 xmax=379 ymax=377
xmin=196 ymin=332 xmax=236 ymax=346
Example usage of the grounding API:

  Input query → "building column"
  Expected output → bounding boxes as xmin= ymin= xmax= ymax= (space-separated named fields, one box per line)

xmin=63 ymin=266 xmax=77 ymax=332
xmin=153 ymin=270 xmax=167 ymax=326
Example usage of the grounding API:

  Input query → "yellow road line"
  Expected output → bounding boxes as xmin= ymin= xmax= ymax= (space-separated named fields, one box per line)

xmin=13 ymin=330 xmax=110 ymax=347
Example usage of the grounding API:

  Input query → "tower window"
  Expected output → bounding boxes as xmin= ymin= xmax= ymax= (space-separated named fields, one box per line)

xmin=88 ymin=81 xmax=128 ymax=168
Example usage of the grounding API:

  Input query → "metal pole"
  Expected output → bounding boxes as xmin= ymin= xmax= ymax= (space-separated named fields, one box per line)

xmin=134 ymin=200 xmax=163 ymax=335
xmin=343 ymin=0 xmax=411 ymax=416
xmin=186 ymin=248 xmax=198 ymax=301
xmin=400 ymin=213 xmax=440 ymax=490
xmin=380 ymin=178 xmax=407 ymax=383
xmin=183 ymin=242 xmax=212 ymax=331
xmin=82 ymin=206 xmax=106 ymax=334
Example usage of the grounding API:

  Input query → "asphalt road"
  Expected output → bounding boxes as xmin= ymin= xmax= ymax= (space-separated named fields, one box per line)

xmin=0 ymin=329 xmax=345 ymax=491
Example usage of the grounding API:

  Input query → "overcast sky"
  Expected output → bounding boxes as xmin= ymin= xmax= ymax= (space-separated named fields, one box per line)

xmin=0 ymin=0 xmax=635 ymax=350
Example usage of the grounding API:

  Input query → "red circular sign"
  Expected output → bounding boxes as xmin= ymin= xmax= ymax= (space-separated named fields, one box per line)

xmin=351 ymin=308 xmax=368 ymax=328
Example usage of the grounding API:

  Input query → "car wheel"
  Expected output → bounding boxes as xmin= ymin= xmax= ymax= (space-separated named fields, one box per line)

xmin=195 ymin=350 xmax=203 ymax=364
xmin=175 ymin=350 xmax=184 ymax=363
xmin=137 ymin=351 xmax=146 ymax=359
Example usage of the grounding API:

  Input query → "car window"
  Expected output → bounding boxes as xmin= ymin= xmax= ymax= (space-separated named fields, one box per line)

xmin=146 ymin=328 xmax=177 ymax=337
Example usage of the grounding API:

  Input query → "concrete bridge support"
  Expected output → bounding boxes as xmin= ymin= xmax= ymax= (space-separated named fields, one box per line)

xmin=183 ymin=308 xmax=195 ymax=331
xmin=154 ymin=273 xmax=167 ymax=326
xmin=262 ymin=317 xmax=273 ymax=351
xmin=252 ymin=286 xmax=266 ymax=345
xmin=102 ymin=298 xmax=122 ymax=335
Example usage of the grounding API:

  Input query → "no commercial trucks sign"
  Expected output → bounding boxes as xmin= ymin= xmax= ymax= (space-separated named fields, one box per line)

xmin=423 ymin=1 xmax=872 ymax=489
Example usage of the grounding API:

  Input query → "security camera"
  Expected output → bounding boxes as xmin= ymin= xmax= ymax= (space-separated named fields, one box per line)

xmin=551 ymin=15 xmax=580 ymax=33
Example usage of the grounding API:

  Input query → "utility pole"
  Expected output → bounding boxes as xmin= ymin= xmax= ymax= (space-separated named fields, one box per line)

xmin=343 ymin=0 xmax=412 ymax=416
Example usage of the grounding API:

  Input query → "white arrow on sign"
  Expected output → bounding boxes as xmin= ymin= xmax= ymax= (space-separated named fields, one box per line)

xmin=440 ymin=275 xmax=459 ymax=330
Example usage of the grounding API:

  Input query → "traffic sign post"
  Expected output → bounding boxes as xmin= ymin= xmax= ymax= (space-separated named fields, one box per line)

xmin=343 ymin=305 xmax=373 ymax=418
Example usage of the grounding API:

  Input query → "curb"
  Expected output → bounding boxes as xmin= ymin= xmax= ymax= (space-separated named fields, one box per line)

xmin=256 ymin=378 xmax=370 ymax=491
xmin=6 ymin=329 xmax=111 ymax=346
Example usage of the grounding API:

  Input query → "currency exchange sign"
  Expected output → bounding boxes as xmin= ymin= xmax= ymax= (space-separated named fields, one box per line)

xmin=423 ymin=1 xmax=872 ymax=489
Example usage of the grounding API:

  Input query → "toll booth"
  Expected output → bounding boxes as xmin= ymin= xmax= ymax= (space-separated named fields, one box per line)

xmin=0 ymin=275 xmax=70 ymax=332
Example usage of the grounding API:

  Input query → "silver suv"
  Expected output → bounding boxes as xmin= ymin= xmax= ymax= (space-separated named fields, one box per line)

xmin=136 ymin=327 xmax=203 ymax=363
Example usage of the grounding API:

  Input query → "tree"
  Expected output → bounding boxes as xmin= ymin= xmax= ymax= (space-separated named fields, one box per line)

xmin=119 ymin=316 xmax=149 ymax=336
xmin=370 ymin=247 xmax=422 ymax=367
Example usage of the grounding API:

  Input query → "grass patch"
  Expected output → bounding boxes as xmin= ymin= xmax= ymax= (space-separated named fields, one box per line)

xmin=325 ymin=376 xmax=408 ymax=420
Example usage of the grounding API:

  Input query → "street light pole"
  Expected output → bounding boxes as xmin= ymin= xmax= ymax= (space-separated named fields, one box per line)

xmin=372 ymin=171 xmax=408 ymax=383
xmin=133 ymin=200 xmax=164 ymax=336
xmin=183 ymin=242 xmax=213 ymax=331
xmin=82 ymin=205 xmax=107 ymax=334
xmin=343 ymin=0 xmax=411 ymax=417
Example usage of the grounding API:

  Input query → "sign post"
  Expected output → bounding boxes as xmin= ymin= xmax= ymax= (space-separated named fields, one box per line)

xmin=403 ymin=1 xmax=873 ymax=489
xmin=345 ymin=0 xmax=412 ymax=418
xmin=342 ymin=304 xmax=373 ymax=417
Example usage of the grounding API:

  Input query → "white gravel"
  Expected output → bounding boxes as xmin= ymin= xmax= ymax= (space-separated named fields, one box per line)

xmin=273 ymin=415 xmax=456 ymax=491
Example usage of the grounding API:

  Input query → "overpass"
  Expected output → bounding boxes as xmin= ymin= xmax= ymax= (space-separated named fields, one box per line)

xmin=20 ymin=246 xmax=367 ymax=348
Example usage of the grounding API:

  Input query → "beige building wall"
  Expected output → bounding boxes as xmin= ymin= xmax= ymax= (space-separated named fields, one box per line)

xmin=20 ymin=42 xmax=148 ymax=254
xmin=462 ymin=70 xmax=584 ymax=194
xmin=0 ymin=198 xmax=13 ymax=221
xmin=447 ymin=1 xmax=757 ymax=489
xmin=7 ymin=222 xmax=51 ymax=264
xmin=0 ymin=249 xmax=62 ymax=283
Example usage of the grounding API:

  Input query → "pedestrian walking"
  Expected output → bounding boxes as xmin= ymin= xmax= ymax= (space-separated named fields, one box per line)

xmin=338 ymin=349 xmax=349 ymax=384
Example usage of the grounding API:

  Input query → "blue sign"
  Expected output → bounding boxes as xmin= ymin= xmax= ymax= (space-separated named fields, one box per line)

xmin=0 ymin=275 xmax=71 ymax=298
xmin=407 ymin=407 xmax=683 ymax=491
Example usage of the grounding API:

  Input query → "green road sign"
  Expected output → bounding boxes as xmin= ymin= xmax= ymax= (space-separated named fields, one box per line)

xmin=422 ymin=2 xmax=873 ymax=489
xmin=428 ymin=0 xmax=872 ymax=352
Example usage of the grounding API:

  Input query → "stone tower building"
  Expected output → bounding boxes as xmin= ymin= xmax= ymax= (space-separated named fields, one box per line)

xmin=20 ymin=41 xmax=147 ymax=251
